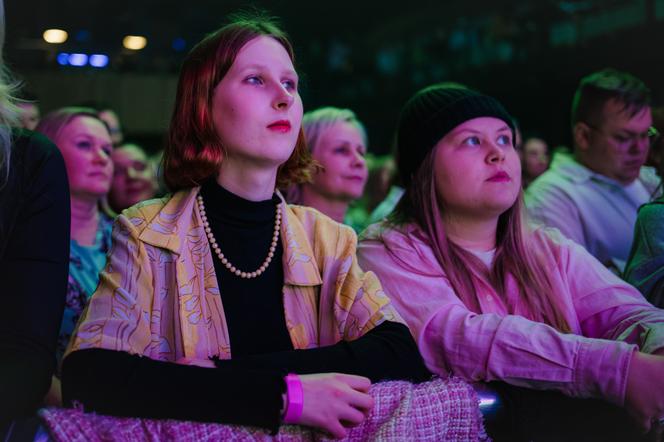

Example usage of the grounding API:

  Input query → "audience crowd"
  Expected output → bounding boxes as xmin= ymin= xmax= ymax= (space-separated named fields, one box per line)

xmin=1 ymin=7 xmax=663 ymax=442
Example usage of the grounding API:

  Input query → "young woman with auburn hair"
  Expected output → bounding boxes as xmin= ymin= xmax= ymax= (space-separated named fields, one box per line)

xmin=61 ymin=14 xmax=429 ymax=438
xmin=358 ymin=84 xmax=664 ymax=436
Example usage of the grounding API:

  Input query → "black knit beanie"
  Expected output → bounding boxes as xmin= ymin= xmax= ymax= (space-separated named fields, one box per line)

xmin=396 ymin=84 xmax=515 ymax=188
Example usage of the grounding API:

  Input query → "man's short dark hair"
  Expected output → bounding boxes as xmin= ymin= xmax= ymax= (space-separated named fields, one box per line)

xmin=571 ymin=68 xmax=651 ymax=128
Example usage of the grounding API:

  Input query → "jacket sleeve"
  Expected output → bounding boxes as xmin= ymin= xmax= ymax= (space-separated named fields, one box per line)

xmin=62 ymin=348 xmax=285 ymax=431
xmin=623 ymin=202 xmax=664 ymax=308
xmin=563 ymin=236 xmax=664 ymax=355
xmin=221 ymin=320 xmax=431 ymax=383
xmin=358 ymin=233 xmax=638 ymax=407
xmin=1 ymin=136 xmax=70 ymax=425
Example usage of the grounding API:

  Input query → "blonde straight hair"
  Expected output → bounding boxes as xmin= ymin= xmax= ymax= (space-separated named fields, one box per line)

xmin=0 ymin=0 xmax=20 ymax=187
xmin=389 ymin=147 xmax=571 ymax=332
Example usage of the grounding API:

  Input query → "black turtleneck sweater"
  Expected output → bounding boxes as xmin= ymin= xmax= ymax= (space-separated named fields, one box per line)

xmin=63 ymin=180 xmax=431 ymax=432
xmin=200 ymin=181 xmax=293 ymax=357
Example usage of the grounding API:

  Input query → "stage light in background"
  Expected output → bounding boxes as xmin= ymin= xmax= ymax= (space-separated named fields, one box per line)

xmin=56 ymin=52 xmax=109 ymax=68
xmin=56 ymin=52 xmax=70 ymax=66
xmin=123 ymin=35 xmax=147 ymax=50
xmin=43 ymin=29 xmax=68 ymax=44
xmin=68 ymin=53 xmax=88 ymax=66
xmin=89 ymin=54 xmax=109 ymax=68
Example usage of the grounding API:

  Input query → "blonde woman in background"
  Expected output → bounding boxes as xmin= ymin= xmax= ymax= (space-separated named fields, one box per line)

xmin=289 ymin=106 xmax=369 ymax=231
xmin=36 ymin=107 xmax=114 ymax=405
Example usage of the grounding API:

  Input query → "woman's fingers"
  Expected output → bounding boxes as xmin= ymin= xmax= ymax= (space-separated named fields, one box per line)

xmin=346 ymin=387 xmax=374 ymax=412
xmin=338 ymin=373 xmax=371 ymax=392
xmin=339 ymin=405 xmax=367 ymax=427
xmin=326 ymin=421 xmax=348 ymax=439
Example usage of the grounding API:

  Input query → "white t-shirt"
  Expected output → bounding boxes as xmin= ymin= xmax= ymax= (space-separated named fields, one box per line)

xmin=466 ymin=248 xmax=496 ymax=268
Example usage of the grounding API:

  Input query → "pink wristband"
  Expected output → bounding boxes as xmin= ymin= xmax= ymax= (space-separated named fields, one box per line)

xmin=283 ymin=373 xmax=303 ymax=424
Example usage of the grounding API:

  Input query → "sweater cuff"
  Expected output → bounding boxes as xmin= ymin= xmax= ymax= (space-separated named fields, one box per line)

xmin=269 ymin=373 xmax=288 ymax=435
xmin=574 ymin=339 xmax=637 ymax=406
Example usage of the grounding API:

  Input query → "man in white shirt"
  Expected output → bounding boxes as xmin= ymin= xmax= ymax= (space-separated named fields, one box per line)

xmin=526 ymin=69 xmax=660 ymax=270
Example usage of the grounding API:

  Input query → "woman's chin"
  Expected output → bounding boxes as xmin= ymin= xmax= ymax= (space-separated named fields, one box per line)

xmin=333 ymin=189 xmax=363 ymax=203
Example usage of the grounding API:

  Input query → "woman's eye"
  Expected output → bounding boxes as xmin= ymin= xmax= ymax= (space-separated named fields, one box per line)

xmin=497 ymin=135 xmax=512 ymax=146
xmin=282 ymin=79 xmax=297 ymax=91
xmin=463 ymin=136 xmax=481 ymax=146
xmin=246 ymin=75 xmax=263 ymax=85
xmin=76 ymin=141 xmax=92 ymax=150
xmin=334 ymin=146 xmax=350 ymax=155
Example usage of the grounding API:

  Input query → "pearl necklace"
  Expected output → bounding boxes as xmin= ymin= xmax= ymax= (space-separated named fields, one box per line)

xmin=196 ymin=193 xmax=281 ymax=279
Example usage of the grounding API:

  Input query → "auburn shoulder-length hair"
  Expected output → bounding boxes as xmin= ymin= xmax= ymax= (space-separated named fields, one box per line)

xmin=388 ymin=145 xmax=572 ymax=333
xmin=163 ymin=14 xmax=314 ymax=191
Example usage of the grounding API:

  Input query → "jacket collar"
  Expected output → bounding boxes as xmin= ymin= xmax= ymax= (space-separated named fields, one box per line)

xmin=137 ymin=187 xmax=198 ymax=254
xmin=549 ymin=151 xmax=596 ymax=184
xmin=276 ymin=190 xmax=323 ymax=287
xmin=138 ymin=187 xmax=322 ymax=287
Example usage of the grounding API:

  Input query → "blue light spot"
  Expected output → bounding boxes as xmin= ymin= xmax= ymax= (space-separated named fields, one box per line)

xmin=56 ymin=52 xmax=70 ymax=66
xmin=68 ymin=53 xmax=88 ymax=66
xmin=172 ymin=37 xmax=186 ymax=52
xmin=89 ymin=54 xmax=109 ymax=68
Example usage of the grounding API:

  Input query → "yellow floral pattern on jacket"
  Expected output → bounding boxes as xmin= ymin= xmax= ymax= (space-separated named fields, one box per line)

xmin=67 ymin=188 xmax=401 ymax=362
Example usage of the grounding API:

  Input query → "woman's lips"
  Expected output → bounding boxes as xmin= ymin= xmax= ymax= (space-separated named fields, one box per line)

xmin=343 ymin=175 xmax=366 ymax=182
xmin=267 ymin=120 xmax=291 ymax=132
xmin=486 ymin=171 xmax=511 ymax=182
xmin=88 ymin=171 xmax=109 ymax=179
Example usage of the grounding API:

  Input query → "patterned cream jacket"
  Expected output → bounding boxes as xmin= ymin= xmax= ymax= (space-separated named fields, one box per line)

xmin=67 ymin=187 xmax=401 ymax=362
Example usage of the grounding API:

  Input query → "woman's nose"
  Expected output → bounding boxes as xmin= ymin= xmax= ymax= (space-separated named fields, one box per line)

xmin=94 ymin=148 xmax=110 ymax=164
xmin=487 ymin=143 xmax=506 ymax=164
xmin=352 ymin=151 xmax=366 ymax=168
xmin=273 ymin=86 xmax=294 ymax=110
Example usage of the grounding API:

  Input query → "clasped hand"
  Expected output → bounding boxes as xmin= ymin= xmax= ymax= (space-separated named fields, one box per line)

xmin=294 ymin=373 xmax=373 ymax=439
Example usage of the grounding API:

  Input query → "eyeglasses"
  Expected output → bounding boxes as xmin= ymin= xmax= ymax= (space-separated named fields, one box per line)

xmin=648 ymin=126 xmax=661 ymax=144
xmin=585 ymin=122 xmax=660 ymax=150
